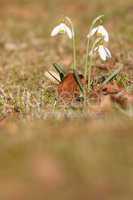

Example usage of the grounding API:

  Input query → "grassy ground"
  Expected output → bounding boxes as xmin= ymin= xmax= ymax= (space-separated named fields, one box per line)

xmin=0 ymin=0 xmax=133 ymax=199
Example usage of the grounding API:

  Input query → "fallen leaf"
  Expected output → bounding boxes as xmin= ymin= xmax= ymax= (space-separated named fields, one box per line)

xmin=58 ymin=72 xmax=85 ymax=102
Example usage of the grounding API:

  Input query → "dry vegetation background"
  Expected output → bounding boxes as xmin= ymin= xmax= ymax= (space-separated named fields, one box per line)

xmin=0 ymin=0 xmax=133 ymax=199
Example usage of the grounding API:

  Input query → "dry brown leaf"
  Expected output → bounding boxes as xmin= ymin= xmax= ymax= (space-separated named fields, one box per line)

xmin=58 ymin=72 xmax=85 ymax=102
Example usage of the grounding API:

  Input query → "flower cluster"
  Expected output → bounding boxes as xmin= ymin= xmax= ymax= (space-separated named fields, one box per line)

xmin=51 ymin=17 xmax=111 ymax=62
xmin=50 ymin=15 xmax=112 ymax=93
xmin=88 ymin=25 xmax=111 ymax=61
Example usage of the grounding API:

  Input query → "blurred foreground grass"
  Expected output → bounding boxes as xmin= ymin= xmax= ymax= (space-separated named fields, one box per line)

xmin=1 ymin=117 xmax=133 ymax=200
xmin=0 ymin=0 xmax=133 ymax=199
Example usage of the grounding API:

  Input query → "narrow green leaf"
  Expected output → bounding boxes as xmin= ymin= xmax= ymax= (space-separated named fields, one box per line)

xmin=102 ymin=64 xmax=123 ymax=86
xmin=73 ymin=70 xmax=84 ymax=93
xmin=53 ymin=63 xmax=66 ymax=81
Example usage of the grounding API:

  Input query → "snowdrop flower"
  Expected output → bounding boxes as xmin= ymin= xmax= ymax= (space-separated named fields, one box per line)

xmin=51 ymin=23 xmax=73 ymax=39
xmin=96 ymin=45 xmax=111 ymax=61
xmin=87 ymin=25 xmax=109 ymax=42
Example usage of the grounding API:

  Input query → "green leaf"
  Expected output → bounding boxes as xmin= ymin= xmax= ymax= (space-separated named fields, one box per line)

xmin=73 ymin=70 xmax=84 ymax=94
xmin=53 ymin=63 xmax=66 ymax=81
xmin=102 ymin=64 xmax=123 ymax=86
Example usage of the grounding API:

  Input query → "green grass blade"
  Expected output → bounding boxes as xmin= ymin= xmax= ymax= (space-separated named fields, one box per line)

xmin=102 ymin=64 xmax=123 ymax=86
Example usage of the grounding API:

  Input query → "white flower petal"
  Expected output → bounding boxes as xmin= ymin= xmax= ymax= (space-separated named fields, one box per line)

xmin=64 ymin=24 xmax=73 ymax=39
xmin=98 ymin=45 xmax=111 ymax=61
xmin=98 ymin=45 xmax=107 ymax=61
xmin=51 ymin=23 xmax=73 ymax=39
xmin=51 ymin=24 xmax=63 ymax=37
xmin=104 ymin=47 xmax=111 ymax=58
xmin=97 ymin=25 xmax=109 ymax=42
xmin=87 ymin=25 xmax=109 ymax=42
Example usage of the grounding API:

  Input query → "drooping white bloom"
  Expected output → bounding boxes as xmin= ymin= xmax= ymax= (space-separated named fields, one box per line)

xmin=87 ymin=25 xmax=109 ymax=42
xmin=97 ymin=45 xmax=111 ymax=61
xmin=51 ymin=23 xmax=73 ymax=39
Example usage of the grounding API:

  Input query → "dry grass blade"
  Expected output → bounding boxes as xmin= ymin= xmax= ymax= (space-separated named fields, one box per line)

xmin=45 ymin=71 xmax=61 ymax=83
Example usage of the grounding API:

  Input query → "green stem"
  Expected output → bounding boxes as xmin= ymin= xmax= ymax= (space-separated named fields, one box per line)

xmin=87 ymin=56 xmax=93 ymax=91
xmin=72 ymin=33 xmax=76 ymax=71
xmin=84 ymin=15 xmax=104 ymax=91
xmin=84 ymin=39 xmax=90 ymax=81
xmin=87 ymin=38 xmax=103 ymax=92
xmin=65 ymin=17 xmax=76 ymax=71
